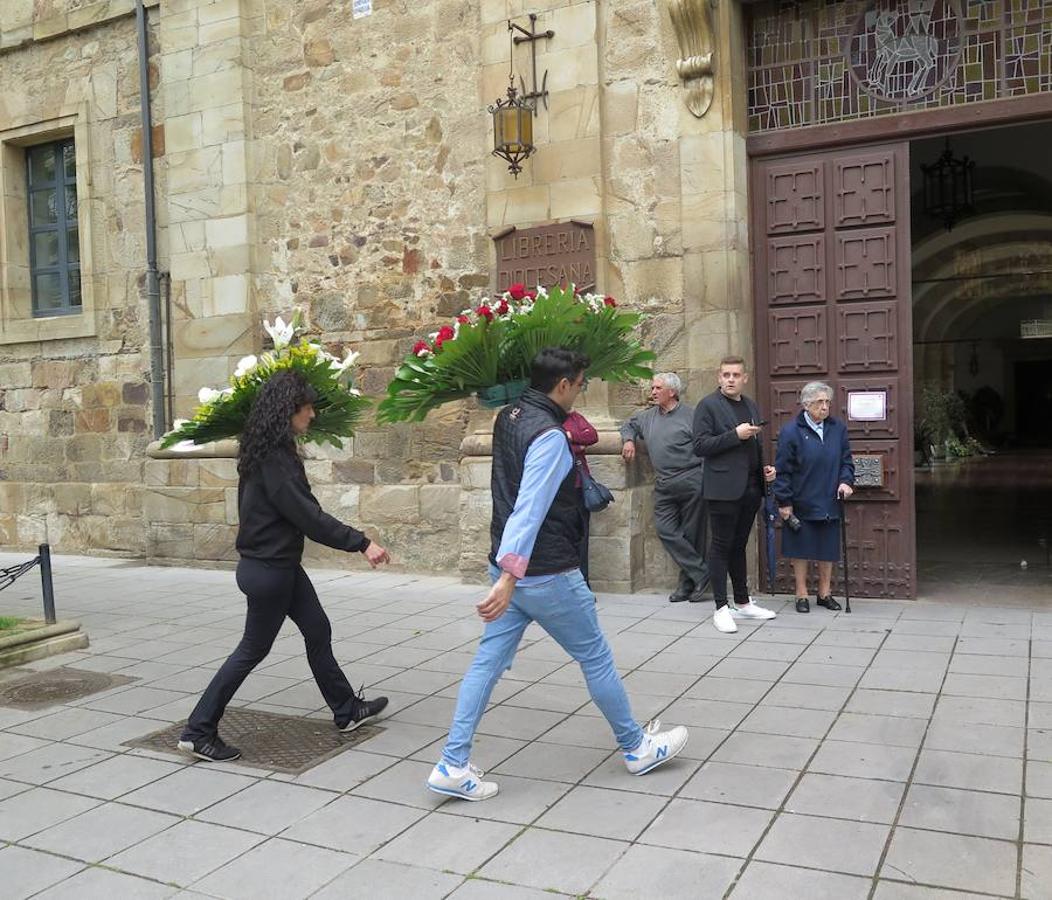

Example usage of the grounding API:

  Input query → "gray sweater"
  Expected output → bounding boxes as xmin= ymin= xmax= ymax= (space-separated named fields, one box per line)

xmin=619 ymin=403 xmax=702 ymax=481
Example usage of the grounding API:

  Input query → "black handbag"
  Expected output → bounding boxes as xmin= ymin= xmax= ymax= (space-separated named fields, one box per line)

xmin=576 ymin=459 xmax=614 ymax=512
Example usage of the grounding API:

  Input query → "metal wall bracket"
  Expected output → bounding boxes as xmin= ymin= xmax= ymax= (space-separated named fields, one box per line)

xmin=511 ymin=13 xmax=555 ymax=112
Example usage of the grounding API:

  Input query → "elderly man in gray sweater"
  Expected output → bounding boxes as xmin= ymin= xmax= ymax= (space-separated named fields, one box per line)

xmin=620 ymin=373 xmax=709 ymax=603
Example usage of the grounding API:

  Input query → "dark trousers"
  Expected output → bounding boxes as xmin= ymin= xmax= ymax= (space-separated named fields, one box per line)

xmin=579 ymin=509 xmax=591 ymax=586
xmin=654 ymin=471 xmax=709 ymax=593
xmin=182 ymin=558 xmax=355 ymax=741
xmin=708 ymin=485 xmax=763 ymax=608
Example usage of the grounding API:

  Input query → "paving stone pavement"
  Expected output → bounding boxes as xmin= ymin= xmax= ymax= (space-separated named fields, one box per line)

xmin=0 ymin=552 xmax=1049 ymax=899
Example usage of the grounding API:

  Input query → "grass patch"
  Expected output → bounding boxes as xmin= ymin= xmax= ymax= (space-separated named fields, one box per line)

xmin=0 ymin=616 xmax=25 ymax=631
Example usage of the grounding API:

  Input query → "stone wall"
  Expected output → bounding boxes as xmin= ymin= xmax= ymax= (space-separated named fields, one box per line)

xmin=0 ymin=1 xmax=162 ymax=554
xmin=4 ymin=0 xmax=757 ymax=595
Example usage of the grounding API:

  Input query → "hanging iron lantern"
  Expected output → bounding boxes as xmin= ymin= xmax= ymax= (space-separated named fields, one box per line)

xmin=489 ymin=78 xmax=535 ymax=178
xmin=921 ymin=139 xmax=976 ymax=231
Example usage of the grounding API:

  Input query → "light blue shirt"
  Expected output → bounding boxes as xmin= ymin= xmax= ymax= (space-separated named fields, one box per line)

xmin=804 ymin=410 xmax=824 ymax=441
xmin=496 ymin=427 xmax=574 ymax=585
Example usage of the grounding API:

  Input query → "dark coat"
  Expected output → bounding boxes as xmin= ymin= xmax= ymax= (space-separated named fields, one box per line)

xmin=692 ymin=390 xmax=766 ymax=502
xmin=773 ymin=412 xmax=855 ymax=521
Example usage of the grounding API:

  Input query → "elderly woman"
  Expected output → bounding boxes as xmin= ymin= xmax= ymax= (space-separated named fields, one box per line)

xmin=773 ymin=381 xmax=855 ymax=613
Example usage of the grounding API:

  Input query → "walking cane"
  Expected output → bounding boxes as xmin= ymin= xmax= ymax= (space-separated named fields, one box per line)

xmin=839 ymin=497 xmax=852 ymax=614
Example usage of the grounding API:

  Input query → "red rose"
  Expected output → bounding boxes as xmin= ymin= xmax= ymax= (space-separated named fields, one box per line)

xmin=508 ymin=283 xmax=526 ymax=301
xmin=603 ymin=296 xmax=617 ymax=307
xmin=412 ymin=340 xmax=430 ymax=356
xmin=434 ymin=325 xmax=455 ymax=348
xmin=524 ymin=290 xmax=537 ymax=302
xmin=457 ymin=315 xmax=470 ymax=324
xmin=496 ymin=299 xmax=509 ymax=315
xmin=476 ymin=305 xmax=494 ymax=321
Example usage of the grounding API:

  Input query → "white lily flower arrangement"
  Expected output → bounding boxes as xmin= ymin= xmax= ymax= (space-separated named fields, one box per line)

xmin=160 ymin=307 xmax=370 ymax=450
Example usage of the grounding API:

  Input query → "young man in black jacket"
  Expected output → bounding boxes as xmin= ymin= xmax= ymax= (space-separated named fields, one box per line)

xmin=692 ymin=356 xmax=778 ymax=634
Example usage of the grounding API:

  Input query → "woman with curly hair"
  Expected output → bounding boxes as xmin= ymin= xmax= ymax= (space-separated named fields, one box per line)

xmin=178 ymin=370 xmax=391 ymax=762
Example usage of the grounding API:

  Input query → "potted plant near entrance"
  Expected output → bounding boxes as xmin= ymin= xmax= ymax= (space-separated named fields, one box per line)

xmin=377 ymin=283 xmax=655 ymax=423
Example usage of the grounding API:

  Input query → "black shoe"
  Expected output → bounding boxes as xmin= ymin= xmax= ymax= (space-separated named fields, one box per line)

xmin=669 ymin=584 xmax=693 ymax=603
xmin=336 ymin=691 xmax=388 ymax=733
xmin=687 ymin=586 xmax=712 ymax=603
xmin=795 ymin=597 xmax=810 ymax=613
xmin=816 ymin=594 xmax=842 ymax=611
xmin=177 ymin=734 xmax=241 ymax=762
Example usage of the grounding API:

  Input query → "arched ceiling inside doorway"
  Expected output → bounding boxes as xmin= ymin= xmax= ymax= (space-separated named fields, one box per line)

xmin=910 ymin=122 xmax=1052 ymax=345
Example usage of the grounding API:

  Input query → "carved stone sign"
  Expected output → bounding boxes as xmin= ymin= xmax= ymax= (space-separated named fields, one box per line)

xmin=853 ymin=454 xmax=885 ymax=488
xmin=494 ymin=221 xmax=596 ymax=293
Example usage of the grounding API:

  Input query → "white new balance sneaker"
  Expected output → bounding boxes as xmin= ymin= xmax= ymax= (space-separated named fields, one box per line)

xmin=730 ymin=600 xmax=777 ymax=620
xmin=623 ymin=720 xmax=689 ymax=775
xmin=426 ymin=760 xmax=498 ymax=801
xmin=713 ymin=605 xmax=738 ymax=633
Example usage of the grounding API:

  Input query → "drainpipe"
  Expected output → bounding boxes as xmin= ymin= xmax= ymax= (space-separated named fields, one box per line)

xmin=136 ymin=0 xmax=166 ymax=439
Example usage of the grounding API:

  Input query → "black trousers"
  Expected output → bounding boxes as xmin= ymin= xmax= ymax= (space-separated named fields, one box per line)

xmin=182 ymin=558 xmax=355 ymax=741
xmin=579 ymin=509 xmax=591 ymax=585
xmin=654 ymin=471 xmax=709 ymax=593
xmin=707 ymin=485 xmax=763 ymax=608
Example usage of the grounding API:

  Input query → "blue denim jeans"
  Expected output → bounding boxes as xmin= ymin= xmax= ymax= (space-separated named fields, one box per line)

xmin=440 ymin=566 xmax=644 ymax=768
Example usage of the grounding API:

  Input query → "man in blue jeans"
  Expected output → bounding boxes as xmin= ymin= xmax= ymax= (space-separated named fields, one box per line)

xmin=428 ymin=347 xmax=689 ymax=801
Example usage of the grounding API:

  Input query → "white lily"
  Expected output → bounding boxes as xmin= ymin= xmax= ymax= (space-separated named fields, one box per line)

xmin=198 ymin=386 xmax=221 ymax=404
xmin=263 ymin=314 xmax=296 ymax=349
xmin=170 ymin=439 xmax=198 ymax=454
xmin=234 ymin=354 xmax=258 ymax=378
xmin=171 ymin=418 xmax=189 ymax=430
xmin=329 ymin=348 xmax=360 ymax=373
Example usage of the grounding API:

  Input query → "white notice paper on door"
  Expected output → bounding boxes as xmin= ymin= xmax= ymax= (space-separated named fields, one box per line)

xmin=847 ymin=391 xmax=887 ymax=422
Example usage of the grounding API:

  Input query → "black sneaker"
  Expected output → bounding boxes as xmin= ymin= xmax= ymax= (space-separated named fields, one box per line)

xmin=336 ymin=691 xmax=388 ymax=733
xmin=177 ymin=734 xmax=241 ymax=762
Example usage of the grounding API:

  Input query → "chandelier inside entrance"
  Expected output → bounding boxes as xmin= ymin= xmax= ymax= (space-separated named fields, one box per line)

xmin=920 ymin=139 xmax=976 ymax=231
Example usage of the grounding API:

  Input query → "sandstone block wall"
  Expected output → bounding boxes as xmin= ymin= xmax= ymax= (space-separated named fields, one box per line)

xmin=4 ymin=0 xmax=758 ymax=595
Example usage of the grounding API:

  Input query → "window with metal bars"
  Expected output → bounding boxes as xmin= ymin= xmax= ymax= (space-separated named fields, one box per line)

xmin=26 ymin=138 xmax=81 ymax=317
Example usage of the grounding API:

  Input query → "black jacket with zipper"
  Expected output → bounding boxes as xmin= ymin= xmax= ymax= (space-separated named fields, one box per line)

xmin=235 ymin=449 xmax=370 ymax=566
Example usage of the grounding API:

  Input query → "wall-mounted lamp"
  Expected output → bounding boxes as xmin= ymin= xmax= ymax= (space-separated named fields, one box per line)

xmin=489 ymin=79 xmax=535 ymax=178
xmin=488 ymin=15 xmax=554 ymax=179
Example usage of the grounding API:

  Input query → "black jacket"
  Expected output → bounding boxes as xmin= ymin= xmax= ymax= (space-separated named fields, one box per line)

xmin=489 ymin=387 xmax=583 ymax=576
xmin=236 ymin=450 xmax=369 ymax=566
xmin=692 ymin=389 xmax=766 ymax=501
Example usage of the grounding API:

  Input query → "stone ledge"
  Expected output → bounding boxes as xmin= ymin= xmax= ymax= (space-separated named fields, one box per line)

xmin=147 ymin=439 xmax=239 ymax=459
xmin=0 ymin=621 xmax=88 ymax=670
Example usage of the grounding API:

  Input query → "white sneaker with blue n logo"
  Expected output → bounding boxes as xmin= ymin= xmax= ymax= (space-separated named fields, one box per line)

xmin=623 ymin=720 xmax=689 ymax=775
xmin=426 ymin=760 xmax=499 ymax=801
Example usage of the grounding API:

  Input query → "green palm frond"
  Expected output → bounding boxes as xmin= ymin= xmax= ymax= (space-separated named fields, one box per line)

xmin=160 ymin=325 xmax=371 ymax=449
xmin=377 ymin=285 xmax=654 ymax=424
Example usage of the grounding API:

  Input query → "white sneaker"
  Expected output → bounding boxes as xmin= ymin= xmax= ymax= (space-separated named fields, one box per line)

xmin=426 ymin=760 xmax=498 ymax=801
xmin=624 ymin=719 xmax=689 ymax=775
xmin=713 ymin=605 xmax=738 ymax=633
xmin=731 ymin=600 xmax=777 ymax=620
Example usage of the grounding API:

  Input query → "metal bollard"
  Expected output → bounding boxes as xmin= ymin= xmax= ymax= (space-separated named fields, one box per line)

xmin=38 ymin=543 xmax=56 ymax=624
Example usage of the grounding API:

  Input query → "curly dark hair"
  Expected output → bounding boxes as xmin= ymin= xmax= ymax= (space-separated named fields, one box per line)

xmin=238 ymin=370 xmax=319 ymax=478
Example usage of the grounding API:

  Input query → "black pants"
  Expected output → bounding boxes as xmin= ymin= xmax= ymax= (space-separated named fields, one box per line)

xmin=708 ymin=485 xmax=762 ymax=609
xmin=182 ymin=559 xmax=355 ymax=741
xmin=654 ymin=471 xmax=709 ymax=593
xmin=579 ymin=509 xmax=591 ymax=586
